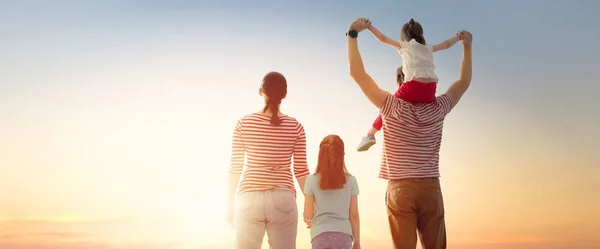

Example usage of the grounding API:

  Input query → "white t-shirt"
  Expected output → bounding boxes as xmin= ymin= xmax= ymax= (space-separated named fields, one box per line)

xmin=398 ymin=39 xmax=438 ymax=82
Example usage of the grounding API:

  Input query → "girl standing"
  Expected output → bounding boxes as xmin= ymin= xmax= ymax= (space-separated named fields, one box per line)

xmin=303 ymin=135 xmax=361 ymax=249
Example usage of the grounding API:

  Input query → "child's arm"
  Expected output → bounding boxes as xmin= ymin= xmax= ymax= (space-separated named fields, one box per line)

xmin=349 ymin=195 xmax=360 ymax=248
xmin=303 ymin=194 xmax=315 ymax=228
xmin=302 ymin=176 xmax=315 ymax=228
xmin=368 ymin=25 xmax=402 ymax=50
xmin=433 ymin=34 xmax=460 ymax=52
xmin=349 ymin=176 xmax=360 ymax=248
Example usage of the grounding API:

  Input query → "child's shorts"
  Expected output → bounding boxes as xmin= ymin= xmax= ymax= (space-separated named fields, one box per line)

xmin=311 ymin=231 xmax=353 ymax=249
xmin=398 ymin=80 xmax=437 ymax=103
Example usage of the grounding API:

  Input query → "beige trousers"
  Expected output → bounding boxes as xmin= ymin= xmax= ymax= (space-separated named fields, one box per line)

xmin=234 ymin=189 xmax=298 ymax=249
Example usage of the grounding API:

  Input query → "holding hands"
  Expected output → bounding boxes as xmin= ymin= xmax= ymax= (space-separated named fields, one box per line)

xmin=304 ymin=219 xmax=312 ymax=229
xmin=349 ymin=16 xmax=473 ymax=47
xmin=456 ymin=30 xmax=473 ymax=46
xmin=349 ymin=17 xmax=371 ymax=32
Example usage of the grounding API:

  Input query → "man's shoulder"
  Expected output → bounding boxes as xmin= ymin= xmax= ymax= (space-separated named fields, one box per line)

xmin=389 ymin=94 xmax=451 ymax=120
xmin=416 ymin=94 xmax=452 ymax=111
xmin=435 ymin=94 xmax=451 ymax=103
xmin=434 ymin=94 xmax=453 ymax=115
xmin=384 ymin=93 xmax=452 ymax=118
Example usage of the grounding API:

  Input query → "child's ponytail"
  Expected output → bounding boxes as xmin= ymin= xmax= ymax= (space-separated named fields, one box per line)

xmin=402 ymin=18 xmax=426 ymax=45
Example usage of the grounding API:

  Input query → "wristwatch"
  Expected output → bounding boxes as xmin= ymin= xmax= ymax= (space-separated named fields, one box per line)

xmin=346 ymin=29 xmax=358 ymax=38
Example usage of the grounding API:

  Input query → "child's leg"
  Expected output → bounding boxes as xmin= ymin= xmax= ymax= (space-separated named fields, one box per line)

xmin=357 ymin=115 xmax=381 ymax=152
xmin=371 ymin=114 xmax=383 ymax=133
xmin=367 ymin=126 xmax=378 ymax=136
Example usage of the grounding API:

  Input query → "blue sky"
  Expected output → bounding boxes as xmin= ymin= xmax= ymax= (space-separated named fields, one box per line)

xmin=1 ymin=1 xmax=599 ymax=248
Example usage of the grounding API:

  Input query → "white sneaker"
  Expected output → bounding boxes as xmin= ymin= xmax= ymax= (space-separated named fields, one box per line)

xmin=357 ymin=135 xmax=376 ymax=152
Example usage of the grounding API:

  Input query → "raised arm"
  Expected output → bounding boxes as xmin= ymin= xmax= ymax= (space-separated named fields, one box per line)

xmin=293 ymin=123 xmax=309 ymax=193
xmin=347 ymin=18 xmax=389 ymax=108
xmin=444 ymin=30 xmax=473 ymax=108
xmin=368 ymin=25 xmax=402 ymax=50
xmin=433 ymin=34 xmax=460 ymax=52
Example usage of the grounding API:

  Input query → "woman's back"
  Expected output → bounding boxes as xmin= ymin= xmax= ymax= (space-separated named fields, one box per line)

xmin=230 ymin=113 xmax=308 ymax=194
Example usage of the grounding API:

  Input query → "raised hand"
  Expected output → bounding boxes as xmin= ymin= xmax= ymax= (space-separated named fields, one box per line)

xmin=457 ymin=30 xmax=473 ymax=45
xmin=349 ymin=17 xmax=371 ymax=32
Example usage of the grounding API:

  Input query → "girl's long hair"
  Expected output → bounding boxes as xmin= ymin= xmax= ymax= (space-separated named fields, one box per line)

xmin=315 ymin=135 xmax=348 ymax=190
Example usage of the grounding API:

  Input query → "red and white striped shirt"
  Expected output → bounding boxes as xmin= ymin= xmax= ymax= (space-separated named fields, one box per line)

xmin=229 ymin=113 xmax=309 ymax=195
xmin=379 ymin=93 xmax=453 ymax=180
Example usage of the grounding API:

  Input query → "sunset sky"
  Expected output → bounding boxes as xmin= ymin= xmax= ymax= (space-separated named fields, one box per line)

xmin=1 ymin=0 xmax=599 ymax=249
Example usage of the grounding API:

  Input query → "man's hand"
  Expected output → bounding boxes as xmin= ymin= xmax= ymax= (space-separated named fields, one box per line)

xmin=349 ymin=17 xmax=371 ymax=33
xmin=457 ymin=30 xmax=473 ymax=46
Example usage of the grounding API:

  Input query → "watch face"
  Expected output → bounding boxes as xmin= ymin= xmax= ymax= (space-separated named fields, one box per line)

xmin=348 ymin=30 xmax=358 ymax=38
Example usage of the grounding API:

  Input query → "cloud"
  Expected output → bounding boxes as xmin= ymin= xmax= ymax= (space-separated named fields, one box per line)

xmin=0 ymin=215 xmax=232 ymax=249
xmin=0 ymin=241 xmax=186 ymax=249
xmin=1 ymin=232 xmax=85 ymax=240
xmin=2 ymin=215 xmax=598 ymax=249
xmin=0 ymin=215 xmax=97 ymax=223
xmin=0 ymin=215 xmax=181 ymax=245
xmin=452 ymin=241 xmax=600 ymax=249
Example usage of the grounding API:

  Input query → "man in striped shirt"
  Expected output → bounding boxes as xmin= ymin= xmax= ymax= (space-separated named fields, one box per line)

xmin=346 ymin=18 xmax=473 ymax=249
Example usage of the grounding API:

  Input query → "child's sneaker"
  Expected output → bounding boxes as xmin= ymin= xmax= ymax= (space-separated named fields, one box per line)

xmin=357 ymin=135 xmax=376 ymax=152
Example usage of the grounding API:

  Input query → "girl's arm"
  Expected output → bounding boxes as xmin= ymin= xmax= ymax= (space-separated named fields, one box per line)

xmin=433 ymin=34 xmax=460 ymax=52
xmin=303 ymin=194 xmax=315 ymax=228
xmin=349 ymin=195 xmax=360 ymax=248
xmin=302 ymin=175 xmax=314 ymax=228
xmin=368 ymin=25 xmax=402 ymax=50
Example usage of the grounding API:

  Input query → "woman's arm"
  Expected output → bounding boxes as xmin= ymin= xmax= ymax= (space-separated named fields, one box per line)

xmin=227 ymin=121 xmax=245 ymax=226
xmin=433 ymin=34 xmax=460 ymax=52
xmin=293 ymin=123 xmax=310 ymax=193
xmin=349 ymin=195 xmax=360 ymax=248
xmin=367 ymin=25 xmax=402 ymax=50
xmin=347 ymin=18 xmax=389 ymax=109
xmin=227 ymin=172 xmax=241 ymax=221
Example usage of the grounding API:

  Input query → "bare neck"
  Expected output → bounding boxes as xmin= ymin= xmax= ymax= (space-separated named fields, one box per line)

xmin=256 ymin=109 xmax=284 ymax=117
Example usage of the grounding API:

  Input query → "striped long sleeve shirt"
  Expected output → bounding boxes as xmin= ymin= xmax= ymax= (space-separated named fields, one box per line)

xmin=229 ymin=113 xmax=309 ymax=195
